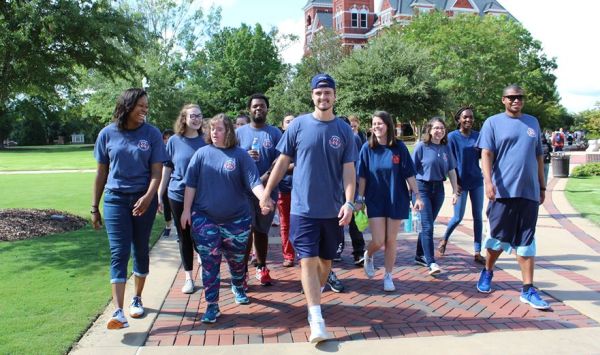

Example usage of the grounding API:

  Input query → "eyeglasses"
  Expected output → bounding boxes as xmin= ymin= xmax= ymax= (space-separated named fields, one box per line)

xmin=189 ymin=114 xmax=203 ymax=119
xmin=504 ymin=95 xmax=524 ymax=102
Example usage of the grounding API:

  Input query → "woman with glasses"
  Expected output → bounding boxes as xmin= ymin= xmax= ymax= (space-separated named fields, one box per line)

xmin=157 ymin=104 xmax=206 ymax=294
xmin=412 ymin=117 xmax=459 ymax=276
xmin=438 ymin=107 xmax=485 ymax=264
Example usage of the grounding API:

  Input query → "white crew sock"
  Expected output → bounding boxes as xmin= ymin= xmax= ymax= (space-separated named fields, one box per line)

xmin=308 ymin=305 xmax=323 ymax=322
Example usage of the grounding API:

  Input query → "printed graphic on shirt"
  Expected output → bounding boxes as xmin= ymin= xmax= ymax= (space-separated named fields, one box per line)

xmin=138 ymin=140 xmax=150 ymax=151
xmin=392 ymin=154 xmax=400 ymax=164
xmin=224 ymin=159 xmax=236 ymax=171
xmin=329 ymin=135 xmax=342 ymax=149
xmin=262 ymin=138 xmax=273 ymax=149
xmin=527 ymin=128 xmax=536 ymax=138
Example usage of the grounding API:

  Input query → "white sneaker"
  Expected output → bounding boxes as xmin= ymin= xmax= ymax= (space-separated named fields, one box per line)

xmin=308 ymin=319 xmax=331 ymax=344
xmin=129 ymin=296 xmax=144 ymax=318
xmin=363 ymin=250 xmax=375 ymax=279
xmin=107 ymin=308 xmax=129 ymax=329
xmin=429 ymin=263 xmax=442 ymax=276
xmin=181 ymin=279 xmax=195 ymax=294
xmin=383 ymin=272 xmax=395 ymax=292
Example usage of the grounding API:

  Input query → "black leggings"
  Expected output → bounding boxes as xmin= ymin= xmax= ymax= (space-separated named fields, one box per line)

xmin=162 ymin=189 xmax=172 ymax=223
xmin=169 ymin=198 xmax=195 ymax=272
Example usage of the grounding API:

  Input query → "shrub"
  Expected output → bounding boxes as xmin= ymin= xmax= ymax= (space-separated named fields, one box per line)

xmin=571 ymin=163 xmax=600 ymax=177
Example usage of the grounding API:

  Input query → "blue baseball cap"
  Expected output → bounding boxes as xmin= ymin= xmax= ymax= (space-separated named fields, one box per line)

xmin=311 ymin=73 xmax=336 ymax=90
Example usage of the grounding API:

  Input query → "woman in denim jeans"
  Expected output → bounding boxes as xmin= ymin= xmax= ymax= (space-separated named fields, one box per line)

xmin=438 ymin=107 xmax=485 ymax=264
xmin=92 ymin=88 xmax=167 ymax=330
xmin=412 ymin=117 xmax=459 ymax=276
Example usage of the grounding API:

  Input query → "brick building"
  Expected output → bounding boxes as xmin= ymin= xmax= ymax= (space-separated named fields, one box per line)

xmin=304 ymin=0 xmax=513 ymax=54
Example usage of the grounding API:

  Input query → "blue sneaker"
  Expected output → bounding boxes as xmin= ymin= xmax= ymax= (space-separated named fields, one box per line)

xmin=231 ymin=285 xmax=250 ymax=304
xmin=476 ymin=268 xmax=493 ymax=293
xmin=201 ymin=303 xmax=221 ymax=323
xmin=520 ymin=287 xmax=550 ymax=310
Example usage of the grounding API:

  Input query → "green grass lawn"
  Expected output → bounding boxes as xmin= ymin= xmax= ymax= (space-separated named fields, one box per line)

xmin=565 ymin=176 xmax=600 ymax=226
xmin=0 ymin=145 xmax=96 ymax=171
xmin=0 ymin=173 xmax=163 ymax=354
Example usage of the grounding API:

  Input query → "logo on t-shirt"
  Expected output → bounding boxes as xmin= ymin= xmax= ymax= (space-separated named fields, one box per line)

xmin=263 ymin=138 xmax=273 ymax=149
xmin=223 ymin=159 xmax=236 ymax=171
xmin=328 ymin=135 xmax=342 ymax=149
xmin=137 ymin=140 xmax=150 ymax=151
xmin=392 ymin=154 xmax=400 ymax=164
xmin=527 ymin=128 xmax=537 ymax=138
xmin=442 ymin=153 xmax=448 ymax=161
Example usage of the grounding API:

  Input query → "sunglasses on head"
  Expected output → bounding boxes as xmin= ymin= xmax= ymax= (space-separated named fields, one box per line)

xmin=504 ymin=95 xmax=524 ymax=101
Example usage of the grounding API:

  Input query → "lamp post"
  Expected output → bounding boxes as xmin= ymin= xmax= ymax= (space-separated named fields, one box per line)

xmin=142 ymin=77 xmax=150 ymax=123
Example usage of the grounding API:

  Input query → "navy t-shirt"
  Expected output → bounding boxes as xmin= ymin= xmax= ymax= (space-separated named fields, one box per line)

xmin=447 ymin=130 xmax=483 ymax=190
xmin=357 ymin=141 xmax=416 ymax=219
xmin=94 ymin=122 xmax=167 ymax=193
xmin=412 ymin=141 xmax=457 ymax=182
xmin=277 ymin=114 xmax=358 ymax=218
xmin=165 ymin=134 xmax=206 ymax=202
xmin=184 ymin=145 xmax=261 ymax=224
xmin=476 ymin=112 xmax=542 ymax=202
xmin=236 ymin=124 xmax=282 ymax=200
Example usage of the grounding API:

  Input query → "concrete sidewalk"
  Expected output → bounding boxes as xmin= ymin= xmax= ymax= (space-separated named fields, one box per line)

xmin=71 ymin=155 xmax=600 ymax=354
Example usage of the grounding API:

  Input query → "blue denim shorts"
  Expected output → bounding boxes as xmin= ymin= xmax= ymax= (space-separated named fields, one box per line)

xmin=289 ymin=214 xmax=343 ymax=260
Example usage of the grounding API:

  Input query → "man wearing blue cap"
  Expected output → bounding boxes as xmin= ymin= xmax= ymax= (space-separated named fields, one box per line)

xmin=260 ymin=73 xmax=358 ymax=343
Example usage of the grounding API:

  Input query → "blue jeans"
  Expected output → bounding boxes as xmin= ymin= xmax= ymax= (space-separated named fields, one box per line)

xmin=103 ymin=189 xmax=158 ymax=283
xmin=415 ymin=180 xmax=445 ymax=266
xmin=442 ymin=185 xmax=484 ymax=252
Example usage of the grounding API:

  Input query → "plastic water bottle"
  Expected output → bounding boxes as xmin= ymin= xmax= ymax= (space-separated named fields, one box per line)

xmin=404 ymin=210 xmax=413 ymax=232
xmin=251 ymin=137 xmax=260 ymax=161
xmin=412 ymin=210 xmax=422 ymax=233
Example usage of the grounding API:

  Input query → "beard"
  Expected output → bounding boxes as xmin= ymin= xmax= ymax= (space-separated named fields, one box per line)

xmin=252 ymin=115 xmax=267 ymax=124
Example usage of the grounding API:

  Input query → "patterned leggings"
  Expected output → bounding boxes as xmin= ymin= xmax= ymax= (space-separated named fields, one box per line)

xmin=191 ymin=213 xmax=251 ymax=304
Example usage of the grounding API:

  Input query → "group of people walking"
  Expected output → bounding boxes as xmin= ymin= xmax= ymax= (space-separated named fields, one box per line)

xmin=91 ymin=75 xmax=550 ymax=343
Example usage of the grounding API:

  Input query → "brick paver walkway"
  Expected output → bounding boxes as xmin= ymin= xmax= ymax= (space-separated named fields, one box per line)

xmin=146 ymin=237 xmax=598 ymax=347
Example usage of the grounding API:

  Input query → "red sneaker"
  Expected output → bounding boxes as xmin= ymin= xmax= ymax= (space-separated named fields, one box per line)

xmin=255 ymin=267 xmax=273 ymax=286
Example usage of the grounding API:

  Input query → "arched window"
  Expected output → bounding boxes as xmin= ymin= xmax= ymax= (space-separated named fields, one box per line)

xmin=306 ymin=15 xmax=312 ymax=27
xmin=351 ymin=6 xmax=358 ymax=28
xmin=360 ymin=7 xmax=368 ymax=28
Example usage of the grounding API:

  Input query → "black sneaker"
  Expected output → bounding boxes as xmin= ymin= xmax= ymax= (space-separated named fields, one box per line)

xmin=333 ymin=252 xmax=342 ymax=262
xmin=327 ymin=271 xmax=345 ymax=293
xmin=162 ymin=228 xmax=171 ymax=238
xmin=414 ymin=255 xmax=427 ymax=267
xmin=353 ymin=253 xmax=365 ymax=266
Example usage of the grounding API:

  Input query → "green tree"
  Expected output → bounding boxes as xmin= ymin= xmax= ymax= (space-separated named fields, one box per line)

xmin=76 ymin=1 xmax=222 ymax=134
xmin=333 ymin=29 xmax=443 ymax=138
xmin=401 ymin=12 xmax=562 ymax=127
xmin=188 ymin=24 xmax=284 ymax=116
xmin=267 ymin=28 xmax=347 ymax=122
xmin=0 ymin=0 xmax=148 ymax=145
xmin=575 ymin=103 xmax=600 ymax=136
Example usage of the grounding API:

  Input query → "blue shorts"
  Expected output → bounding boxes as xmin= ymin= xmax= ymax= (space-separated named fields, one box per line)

xmin=290 ymin=214 xmax=343 ymax=260
xmin=484 ymin=198 xmax=538 ymax=257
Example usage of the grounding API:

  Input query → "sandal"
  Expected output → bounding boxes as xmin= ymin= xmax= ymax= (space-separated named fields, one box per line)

xmin=474 ymin=254 xmax=486 ymax=265
xmin=437 ymin=241 xmax=447 ymax=256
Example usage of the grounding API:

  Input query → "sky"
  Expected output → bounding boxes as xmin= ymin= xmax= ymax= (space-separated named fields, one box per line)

xmin=199 ymin=0 xmax=600 ymax=113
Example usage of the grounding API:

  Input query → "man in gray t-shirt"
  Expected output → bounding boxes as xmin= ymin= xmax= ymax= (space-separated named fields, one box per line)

xmin=260 ymin=74 xmax=357 ymax=344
